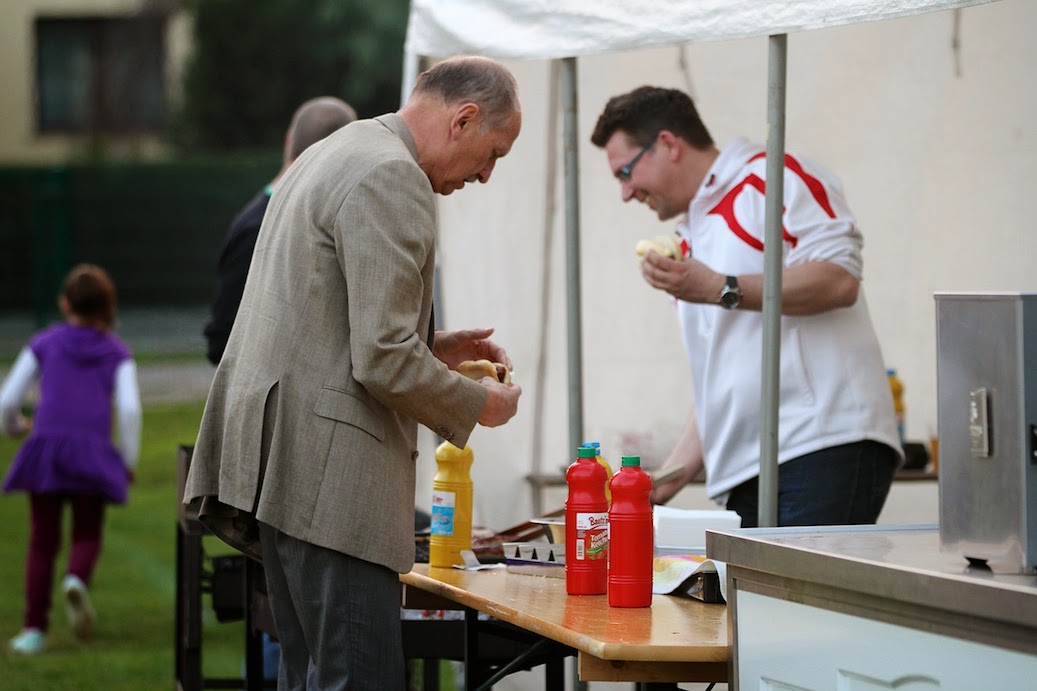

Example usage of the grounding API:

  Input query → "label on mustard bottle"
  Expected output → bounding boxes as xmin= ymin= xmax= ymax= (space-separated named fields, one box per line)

xmin=431 ymin=490 xmax=456 ymax=536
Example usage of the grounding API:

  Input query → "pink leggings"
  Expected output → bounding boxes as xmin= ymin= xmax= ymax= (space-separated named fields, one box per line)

xmin=24 ymin=494 xmax=106 ymax=632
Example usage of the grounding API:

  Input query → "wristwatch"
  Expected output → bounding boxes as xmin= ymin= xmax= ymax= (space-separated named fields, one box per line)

xmin=717 ymin=275 xmax=742 ymax=310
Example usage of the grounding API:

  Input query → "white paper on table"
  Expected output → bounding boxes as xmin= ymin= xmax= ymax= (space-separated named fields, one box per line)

xmin=653 ymin=506 xmax=741 ymax=551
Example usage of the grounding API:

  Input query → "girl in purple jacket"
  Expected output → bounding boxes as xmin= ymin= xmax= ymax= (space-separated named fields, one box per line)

xmin=1 ymin=264 xmax=141 ymax=654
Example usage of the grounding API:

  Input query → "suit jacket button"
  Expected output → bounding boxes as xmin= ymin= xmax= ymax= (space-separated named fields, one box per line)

xmin=411 ymin=450 xmax=419 ymax=461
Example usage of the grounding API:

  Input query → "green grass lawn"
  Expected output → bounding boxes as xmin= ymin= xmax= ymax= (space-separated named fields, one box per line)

xmin=0 ymin=398 xmax=461 ymax=690
xmin=0 ymin=399 xmax=248 ymax=690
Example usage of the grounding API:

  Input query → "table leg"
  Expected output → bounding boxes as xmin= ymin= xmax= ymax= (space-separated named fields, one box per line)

xmin=463 ymin=606 xmax=481 ymax=689
xmin=545 ymin=654 xmax=564 ymax=691
xmin=473 ymin=638 xmax=554 ymax=691
xmin=573 ymin=658 xmax=587 ymax=691
xmin=422 ymin=659 xmax=440 ymax=691
xmin=175 ymin=524 xmax=203 ymax=691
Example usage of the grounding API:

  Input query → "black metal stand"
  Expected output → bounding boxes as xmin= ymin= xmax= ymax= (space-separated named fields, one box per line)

xmin=174 ymin=445 xmax=272 ymax=691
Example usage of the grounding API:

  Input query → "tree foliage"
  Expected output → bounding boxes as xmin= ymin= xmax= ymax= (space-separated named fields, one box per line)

xmin=176 ymin=0 xmax=410 ymax=151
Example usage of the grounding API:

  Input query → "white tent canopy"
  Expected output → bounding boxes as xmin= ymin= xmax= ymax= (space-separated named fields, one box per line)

xmin=403 ymin=0 xmax=1009 ymax=528
xmin=405 ymin=0 xmax=994 ymax=60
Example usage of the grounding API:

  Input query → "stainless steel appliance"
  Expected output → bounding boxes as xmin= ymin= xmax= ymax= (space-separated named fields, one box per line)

xmin=936 ymin=292 xmax=1037 ymax=571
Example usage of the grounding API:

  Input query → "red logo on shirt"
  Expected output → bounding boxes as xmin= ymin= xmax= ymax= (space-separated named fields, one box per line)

xmin=706 ymin=153 xmax=836 ymax=251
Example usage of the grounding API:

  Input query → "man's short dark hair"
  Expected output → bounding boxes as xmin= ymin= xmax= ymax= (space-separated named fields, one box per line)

xmin=591 ymin=86 xmax=713 ymax=150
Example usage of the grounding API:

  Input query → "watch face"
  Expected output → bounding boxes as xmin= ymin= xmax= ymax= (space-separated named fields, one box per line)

xmin=720 ymin=277 xmax=741 ymax=309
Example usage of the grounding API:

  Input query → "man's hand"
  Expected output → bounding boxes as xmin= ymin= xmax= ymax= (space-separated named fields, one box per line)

xmin=640 ymin=254 xmax=860 ymax=315
xmin=650 ymin=460 xmax=700 ymax=505
xmin=477 ymin=379 xmax=522 ymax=427
xmin=640 ymin=252 xmax=724 ymax=305
xmin=650 ymin=408 xmax=705 ymax=505
xmin=433 ymin=328 xmax=513 ymax=372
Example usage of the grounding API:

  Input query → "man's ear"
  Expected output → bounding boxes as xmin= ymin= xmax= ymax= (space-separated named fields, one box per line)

xmin=450 ymin=103 xmax=480 ymax=140
xmin=657 ymin=130 xmax=682 ymax=161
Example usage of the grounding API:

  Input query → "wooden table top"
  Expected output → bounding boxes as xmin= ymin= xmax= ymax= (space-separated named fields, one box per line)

xmin=401 ymin=564 xmax=728 ymax=665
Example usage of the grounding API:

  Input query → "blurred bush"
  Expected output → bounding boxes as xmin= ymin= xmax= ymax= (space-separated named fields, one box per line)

xmin=175 ymin=0 xmax=409 ymax=152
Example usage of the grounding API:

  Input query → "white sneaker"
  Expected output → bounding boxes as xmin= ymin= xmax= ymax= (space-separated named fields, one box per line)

xmin=9 ymin=628 xmax=45 ymax=654
xmin=62 ymin=575 xmax=96 ymax=641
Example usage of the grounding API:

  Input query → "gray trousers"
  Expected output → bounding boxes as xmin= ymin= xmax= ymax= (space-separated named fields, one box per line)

xmin=258 ymin=522 xmax=405 ymax=690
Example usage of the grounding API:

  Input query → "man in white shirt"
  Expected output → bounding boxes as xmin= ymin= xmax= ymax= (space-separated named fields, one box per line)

xmin=591 ymin=86 xmax=902 ymax=527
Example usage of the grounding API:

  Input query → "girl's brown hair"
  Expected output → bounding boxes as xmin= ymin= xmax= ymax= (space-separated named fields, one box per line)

xmin=61 ymin=263 xmax=118 ymax=328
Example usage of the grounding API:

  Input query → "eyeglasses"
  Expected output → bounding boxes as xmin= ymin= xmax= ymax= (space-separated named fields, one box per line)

xmin=616 ymin=136 xmax=657 ymax=182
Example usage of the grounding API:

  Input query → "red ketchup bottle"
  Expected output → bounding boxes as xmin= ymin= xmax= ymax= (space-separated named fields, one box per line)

xmin=607 ymin=455 xmax=654 ymax=607
xmin=565 ymin=445 xmax=609 ymax=595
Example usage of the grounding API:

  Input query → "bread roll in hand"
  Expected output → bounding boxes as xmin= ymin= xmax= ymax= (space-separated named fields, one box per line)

xmin=635 ymin=234 xmax=681 ymax=259
xmin=457 ymin=359 xmax=512 ymax=386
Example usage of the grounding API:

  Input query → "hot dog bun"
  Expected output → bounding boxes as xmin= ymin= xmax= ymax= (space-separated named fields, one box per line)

xmin=457 ymin=359 xmax=512 ymax=386
xmin=635 ymin=234 xmax=681 ymax=259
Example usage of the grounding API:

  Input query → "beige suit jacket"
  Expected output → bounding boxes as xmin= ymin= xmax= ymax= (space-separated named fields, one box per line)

xmin=184 ymin=114 xmax=488 ymax=573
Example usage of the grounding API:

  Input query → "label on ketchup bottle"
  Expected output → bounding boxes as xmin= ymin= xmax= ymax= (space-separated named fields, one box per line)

xmin=574 ymin=512 xmax=608 ymax=560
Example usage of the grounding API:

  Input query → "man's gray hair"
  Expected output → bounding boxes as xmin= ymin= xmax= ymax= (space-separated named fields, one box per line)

xmin=412 ymin=56 xmax=519 ymax=130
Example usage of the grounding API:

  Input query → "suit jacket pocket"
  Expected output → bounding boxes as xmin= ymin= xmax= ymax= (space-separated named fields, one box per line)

xmin=313 ymin=387 xmax=386 ymax=442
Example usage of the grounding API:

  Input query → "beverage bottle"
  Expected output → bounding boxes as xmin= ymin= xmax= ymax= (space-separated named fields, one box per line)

xmin=887 ymin=368 xmax=905 ymax=445
xmin=565 ymin=445 xmax=608 ymax=595
xmin=608 ymin=455 xmax=654 ymax=607
xmin=429 ymin=441 xmax=474 ymax=568
xmin=581 ymin=441 xmax=614 ymax=504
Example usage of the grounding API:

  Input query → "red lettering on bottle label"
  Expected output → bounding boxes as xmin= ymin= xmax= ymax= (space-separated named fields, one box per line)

xmin=575 ymin=511 xmax=608 ymax=561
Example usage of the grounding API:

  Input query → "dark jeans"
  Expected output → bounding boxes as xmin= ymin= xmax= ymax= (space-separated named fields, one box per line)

xmin=726 ymin=440 xmax=899 ymax=528
xmin=25 ymin=493 xmax=106 ymax=631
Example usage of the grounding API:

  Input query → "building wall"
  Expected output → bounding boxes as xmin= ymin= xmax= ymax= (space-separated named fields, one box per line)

xmin=0 ymin=0 xmax=191 ymax=163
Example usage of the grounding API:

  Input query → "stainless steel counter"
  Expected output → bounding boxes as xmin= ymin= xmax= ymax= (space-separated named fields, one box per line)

xmin=707 ymin=524 xmax=1037 ymax=657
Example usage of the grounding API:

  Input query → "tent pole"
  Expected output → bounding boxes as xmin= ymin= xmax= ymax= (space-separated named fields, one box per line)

xmin=561 ymin=57 xmax=584 ymax=459
xmin=562 ymin=57 xmax=589 ymax=691
xmin=400 ymin=50 xmax=420 ymax=107
xmin=759 ymin=34 xmax=787 ymax=528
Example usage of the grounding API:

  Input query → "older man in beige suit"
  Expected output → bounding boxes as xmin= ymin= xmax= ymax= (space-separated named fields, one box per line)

xmin=184 ymin=56 xmax=522 ymax=690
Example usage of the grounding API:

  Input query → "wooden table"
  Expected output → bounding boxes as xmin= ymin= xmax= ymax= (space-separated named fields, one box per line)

xmin=401 ymin=564 xmax=728 ymax=687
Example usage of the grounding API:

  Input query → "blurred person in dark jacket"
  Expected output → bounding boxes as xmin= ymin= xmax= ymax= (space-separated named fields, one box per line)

xmin=203 ymin=97 xmax=357 ymax=365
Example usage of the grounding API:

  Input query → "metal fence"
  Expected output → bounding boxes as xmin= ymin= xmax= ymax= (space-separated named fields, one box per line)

xmin=0 ymin=155 xmax=280 ymax=325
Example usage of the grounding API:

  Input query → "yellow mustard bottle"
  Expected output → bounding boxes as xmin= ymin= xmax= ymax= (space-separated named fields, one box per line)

xmin=887 ymin=368 xmax=905 ymax=445
xmin=582 ymin=441 xmax=613 ymax=504
xmin=429 ymin=441 xmax=474 ymax=567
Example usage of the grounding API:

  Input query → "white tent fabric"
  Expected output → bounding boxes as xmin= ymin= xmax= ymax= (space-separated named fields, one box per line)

xmin=402 ymin=0 xmax=1021 ymax=533
xmin=405 ymin=0 xmax=994 ymax=60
